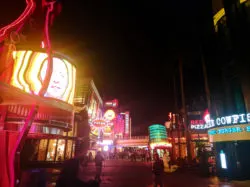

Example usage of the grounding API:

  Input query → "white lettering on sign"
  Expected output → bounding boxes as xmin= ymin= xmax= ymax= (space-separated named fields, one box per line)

xmin=192 ymin=113 xmax=250 ymax=130
xmin=214 ymin=113 xmax=250 ymax=127
xmin=247 ymin=113 xmax=250 ymax=122
xmin=190 ymin=122 xmax=215 ymax=130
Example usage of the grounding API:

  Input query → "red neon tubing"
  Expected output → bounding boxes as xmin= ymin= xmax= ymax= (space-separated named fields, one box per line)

xmin=0 ymin=0 xmax=36 ymax=42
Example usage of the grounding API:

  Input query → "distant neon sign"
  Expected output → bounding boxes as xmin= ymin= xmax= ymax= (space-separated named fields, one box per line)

xmin=149 ymin=124 xmax=167 ymax=142
xmin=125 ymin=112 xmax=130 ymax=135
xmin=104 ymin=109 xmax=116 ymax=121
xmin=190 ymin=110 xmax=213 ymax=130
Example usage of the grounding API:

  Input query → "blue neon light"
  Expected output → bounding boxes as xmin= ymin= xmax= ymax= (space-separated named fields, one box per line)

xmin=208 ymin=126 xmax=250 ymax=135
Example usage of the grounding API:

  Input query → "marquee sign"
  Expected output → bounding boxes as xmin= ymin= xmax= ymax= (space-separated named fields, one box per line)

xmin=190 ymin=112 xmax=250 ymax=130
xmin=91 ymin=118 xmax=108 ymax=128
xmin=208 ymin=124 xmax=250 ymax=142
xmin=2 ymin=50 xmax=76 ymax=104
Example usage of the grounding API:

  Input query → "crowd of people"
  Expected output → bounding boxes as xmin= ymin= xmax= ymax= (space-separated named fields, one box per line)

xmin=100 ymin=149 xmax=152 ymax=162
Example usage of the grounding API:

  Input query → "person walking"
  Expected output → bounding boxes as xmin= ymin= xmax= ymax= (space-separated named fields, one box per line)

xmin=152 ymin=153 xmax=164 ymax=187
xmin=95 ymin=151 xmax=104 ymax=182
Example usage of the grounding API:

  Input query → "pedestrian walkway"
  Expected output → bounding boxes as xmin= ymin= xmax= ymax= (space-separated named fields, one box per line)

xmin=47 ymin=160 xmax=250 ymax=187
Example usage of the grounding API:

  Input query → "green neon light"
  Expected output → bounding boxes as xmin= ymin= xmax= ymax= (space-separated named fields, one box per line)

xmin=149 ymin=124 xmax=167 ymax=140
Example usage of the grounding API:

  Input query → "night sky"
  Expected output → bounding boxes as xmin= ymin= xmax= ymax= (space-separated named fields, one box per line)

xmin=2 ymin=0 xmax=212 ymax=129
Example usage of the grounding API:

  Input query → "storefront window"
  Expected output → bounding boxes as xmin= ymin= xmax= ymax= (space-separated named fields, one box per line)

xmin=46 ymin=139 xmax=57 ymax=161
xmin=68 ymin=130 xmax=74 ymax=137
xmin=38 ymin=139 xmax=48 ymax=161
xmin=56 ymin=139 xmax=65 ymax=161
xmin=65 ymin=140 xmax=73 ymax=160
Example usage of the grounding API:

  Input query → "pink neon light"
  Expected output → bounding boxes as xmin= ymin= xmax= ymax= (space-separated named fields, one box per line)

xmin=0 ymin=0 xmax=36 ymax=42
xmin=203 ymin=109 xmax=210 ymax=124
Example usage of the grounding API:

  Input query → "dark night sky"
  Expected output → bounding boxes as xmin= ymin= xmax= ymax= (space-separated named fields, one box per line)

xmin=2 ymin=0 xmax=212 ymax=129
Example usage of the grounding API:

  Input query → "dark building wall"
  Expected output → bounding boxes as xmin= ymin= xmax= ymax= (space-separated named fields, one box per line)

xmin=204 ymin=0 xmax=250 ymax=117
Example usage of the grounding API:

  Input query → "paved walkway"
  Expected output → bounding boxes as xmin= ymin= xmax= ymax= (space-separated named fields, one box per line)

xmin=47 ymin=159 xmax=250 ymax=187
xmin=99 ymin=160 xmax=250 ymax=187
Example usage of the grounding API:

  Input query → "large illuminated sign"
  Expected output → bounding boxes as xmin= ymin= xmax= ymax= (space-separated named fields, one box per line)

xmin=104 ymin=109 xmax=116 ymax=121
xmin=214 ymin=113 xmax=250 ymax=126
xmin=191 ymin=113 xmax=250 ymax=130
xmin=190 ymin=110 xmax=213 ymax=130
xmin=4 ymin=50 xmax=76 ymax=104
xmin=91 ymin=119 xmax=108 ymax=128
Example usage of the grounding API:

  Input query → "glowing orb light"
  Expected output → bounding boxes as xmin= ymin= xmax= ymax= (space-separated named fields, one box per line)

xmin=104 ymin=109 xmax=116 ymax=121
xmin=103 ymin=145 xmax=109 ymax=151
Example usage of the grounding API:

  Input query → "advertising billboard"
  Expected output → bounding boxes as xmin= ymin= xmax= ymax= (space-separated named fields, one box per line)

xmin=2 ymin=50 xmax=76 ymax=104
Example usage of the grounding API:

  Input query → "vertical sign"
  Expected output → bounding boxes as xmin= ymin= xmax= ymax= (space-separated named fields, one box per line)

xmin=125 ymin=112 xmax=130 ymax=136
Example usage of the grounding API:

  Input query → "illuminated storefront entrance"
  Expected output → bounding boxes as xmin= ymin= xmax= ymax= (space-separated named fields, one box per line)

xmin=208 ymin=113 xmax=250 ymax=180
xmin=22 ymin=137 xmax=75 ymax=167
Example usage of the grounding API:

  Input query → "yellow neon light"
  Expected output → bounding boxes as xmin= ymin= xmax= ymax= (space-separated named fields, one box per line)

xmin=28 ymin=52 xmax=47 ymax=94
xmin=213 ymin=0 xmax=247 ymax=30
xmin=19 ymin=50 xmax=32 ymax=93
xmin=11 ymin=51 xmax=25 ymax=90
xmin=150 ymin=142 xmax=172 ymax=149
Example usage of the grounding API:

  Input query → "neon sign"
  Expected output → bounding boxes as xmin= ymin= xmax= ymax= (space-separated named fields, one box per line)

xmin=208 ymin=125 xmax=250 ymax=135
xmin=0 ymin=0 xmax=36 ymax=42
xmin=92 ymin=119 xmax=108 ymax=128
xmin=90 ymin=118 xmax=113 ymax=136
xmin=4 ymin=50 xmax=76 ymax=104
xmin=105 ymin=99 xmax=118 ymax=108
xmin=190 ymin=110 xmax=213 ymax=130
xmin=104 ymin=109 xmax=116 ymax=121
xmin=125 ymin=112 xmax=130 ymax=135
xmin=149 ymin=124 xmax=167 ymax=142
xmin=150 ymin=142 xmax=172 ymax=149
xmin=214 ymin=113 xmax=250 ymax=126
xmin=191 ymin=112 xmax=250 ymax=129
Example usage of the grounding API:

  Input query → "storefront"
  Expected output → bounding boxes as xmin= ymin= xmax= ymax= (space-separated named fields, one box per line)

xmin=0 ymin=50 xmax=76 ymax=186
xmin=188 ymin=110 xmax=213 ymax=159
xmin=208 ymin=113 xmax=250 ymax=180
